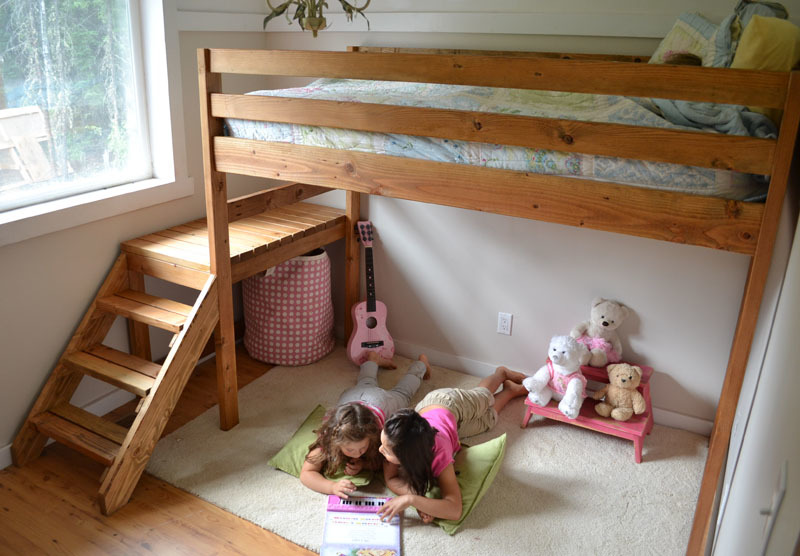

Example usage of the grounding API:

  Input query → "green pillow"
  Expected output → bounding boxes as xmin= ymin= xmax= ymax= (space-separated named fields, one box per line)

xmin=267 ymin=404 xmax=373 ymax=485
xmin=426 ymin=433 xmax=507 ymax=535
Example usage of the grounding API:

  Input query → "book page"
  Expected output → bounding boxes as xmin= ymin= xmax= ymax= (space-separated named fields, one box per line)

xmin=321 ymin=496 xmax=401 ymax=556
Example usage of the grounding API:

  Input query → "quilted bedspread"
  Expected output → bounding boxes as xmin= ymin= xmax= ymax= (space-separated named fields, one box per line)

xmin=226 ymin=78 xmax=767 ymax=201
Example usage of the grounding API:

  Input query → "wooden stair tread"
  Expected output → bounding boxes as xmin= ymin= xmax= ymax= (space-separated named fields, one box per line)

xmin=50 ymin=402 xmax=129 ymax=445
xmin=32 ymin=411 xmax=120 ymax=466
xmin=96 ymin=290 xmax=191 ymax=332
xmin=63 ymin=350 xmax=157 ymax=397
xmin=86 ymin=344 xmax=162 ymax=379
xmin=120 ymin=202 xmax=345 ymax=269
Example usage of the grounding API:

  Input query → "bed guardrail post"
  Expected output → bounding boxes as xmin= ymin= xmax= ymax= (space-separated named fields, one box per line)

xmin=198 ymin=48 xmax=239 ymax=431
xmin=345 ymin=191 xmax=361 ymax=341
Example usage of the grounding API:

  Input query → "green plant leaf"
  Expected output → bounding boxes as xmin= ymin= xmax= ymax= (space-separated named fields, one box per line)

xmin=338 ymin=0 xmax=370 ymax=27
xmin=263 ymin=1 xmax=292 ymax=29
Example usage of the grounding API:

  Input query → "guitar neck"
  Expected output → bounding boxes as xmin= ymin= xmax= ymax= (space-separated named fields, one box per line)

xmin=365 ymin=246 xmax=376 ymax=313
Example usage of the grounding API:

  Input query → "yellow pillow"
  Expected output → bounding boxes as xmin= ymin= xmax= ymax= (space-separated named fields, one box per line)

xmin=731 ymin=15 xmax=800 ymax=123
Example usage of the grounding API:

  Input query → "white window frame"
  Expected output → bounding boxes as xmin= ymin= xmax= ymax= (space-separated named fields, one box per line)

xmin=0 ymin=0 xmax=194 ymax=247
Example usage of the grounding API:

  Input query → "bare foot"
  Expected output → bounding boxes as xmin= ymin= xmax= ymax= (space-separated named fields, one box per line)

xmin=419 ymin=354 xmax=432 ymax=380
xmin=495 ymin=365 xmax=527 ymax=384
xmin=367 ymin=350 xmax=397 ymax=369
xmin=502 ymin=379 xmax=528 ymax=398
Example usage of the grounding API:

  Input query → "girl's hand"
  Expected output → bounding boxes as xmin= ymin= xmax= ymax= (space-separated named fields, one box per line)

xmin=377 ymin=494 xmax=412 ymax=522
xmin=344 ymin=459 xmax=363 ymax=476
xmin=331 ymin=479 xmax=356 ymax=499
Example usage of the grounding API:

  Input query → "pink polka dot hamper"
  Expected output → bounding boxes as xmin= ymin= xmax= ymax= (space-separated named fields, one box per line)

xmin=243 ymin=248 xmax=335 ymax=365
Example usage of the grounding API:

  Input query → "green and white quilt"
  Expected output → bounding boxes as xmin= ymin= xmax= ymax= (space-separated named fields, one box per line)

xmin=226 ymin=78 xmax=767 ymax=201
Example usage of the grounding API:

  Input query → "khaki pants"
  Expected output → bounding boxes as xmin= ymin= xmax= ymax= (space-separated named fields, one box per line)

xmin=415 ymin=386 xmax=497 ymax=439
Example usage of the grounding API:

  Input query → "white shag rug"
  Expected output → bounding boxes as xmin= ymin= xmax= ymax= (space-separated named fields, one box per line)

xmin=146 ymin=347 xmax=708 ymax=555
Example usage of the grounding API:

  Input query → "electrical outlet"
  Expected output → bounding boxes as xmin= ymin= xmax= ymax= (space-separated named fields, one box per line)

xmin=497 ymin=312 xmax=513 ymax=335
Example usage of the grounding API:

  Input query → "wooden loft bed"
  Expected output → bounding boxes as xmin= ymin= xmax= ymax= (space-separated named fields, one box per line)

xmin=195 ymin=47 xmax=800 ymax=553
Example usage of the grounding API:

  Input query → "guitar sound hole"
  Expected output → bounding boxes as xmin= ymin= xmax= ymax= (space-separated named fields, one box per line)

xmin=366 ymin=316 xmax=378 ymax=329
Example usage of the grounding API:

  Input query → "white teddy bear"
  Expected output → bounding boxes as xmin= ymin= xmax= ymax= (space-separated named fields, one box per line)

xmin=570 ymin=297 xmax=630 ymax=367
xmin=523 ymin=335 xmax=591 ymax=419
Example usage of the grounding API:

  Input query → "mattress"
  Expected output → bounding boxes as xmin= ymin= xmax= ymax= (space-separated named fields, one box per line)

xmin=225 ymin=78 xmax=768 ymax=201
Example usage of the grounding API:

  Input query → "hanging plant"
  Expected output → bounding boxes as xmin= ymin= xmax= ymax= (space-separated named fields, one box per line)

xmin=263 ymin=0 xmax=371 ymax=37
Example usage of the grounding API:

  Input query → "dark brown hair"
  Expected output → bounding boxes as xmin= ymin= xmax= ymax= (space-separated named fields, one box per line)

xmin=663 ymin=52 xmax=702 ymax=66
xmin=306 ymin=402 xmax=383 ymax=476
xmin=383 ymin=408 xmax=437 ymax=495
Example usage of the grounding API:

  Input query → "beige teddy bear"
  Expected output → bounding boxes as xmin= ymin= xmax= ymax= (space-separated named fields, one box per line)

xmin=592 ymin=363 xmax=646 ymax=421
xmin=570 ymin=297 xmax=630 ymax=367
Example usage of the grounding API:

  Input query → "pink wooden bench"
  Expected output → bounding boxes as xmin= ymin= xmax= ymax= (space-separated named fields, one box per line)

xmin=521 ymin=364 xmax=654 ymax=463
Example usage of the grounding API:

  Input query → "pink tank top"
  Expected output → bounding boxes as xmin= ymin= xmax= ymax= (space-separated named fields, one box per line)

xmin=422 ymin=408 xmax=460 ymax=477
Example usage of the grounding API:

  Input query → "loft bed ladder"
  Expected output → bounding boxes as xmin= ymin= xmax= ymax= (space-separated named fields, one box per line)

xmin=9 ymin=184 xmax=346 ymax=514
xmin=11 ymin=253 xmax=219 ymax=514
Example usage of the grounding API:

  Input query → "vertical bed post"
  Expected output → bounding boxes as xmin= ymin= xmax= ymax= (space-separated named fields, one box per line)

xmin=198 ymin=48 xmax=239 ymax=430
xmin=344 ymin=46 xmax=361 ymax=341
xmin=688 ymin=72 xmax=800 ymax=554
xmin=345 ymin=191 xmax=361 ymax=341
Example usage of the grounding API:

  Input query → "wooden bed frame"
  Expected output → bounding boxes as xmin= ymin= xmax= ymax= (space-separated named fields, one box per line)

xmin=197 ymin=46 xmax=800 ymax=554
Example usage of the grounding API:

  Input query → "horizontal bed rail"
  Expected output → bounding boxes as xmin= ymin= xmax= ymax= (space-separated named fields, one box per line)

xmin=224 ymin=181 xmax=332 ymax=222
xmin=207 ymin=49 xmax=789 ymax=108
xmin=211 ymin=93 xmax=775 ymax=174
xmin=214 ymin=136 xmax=764 ymax=255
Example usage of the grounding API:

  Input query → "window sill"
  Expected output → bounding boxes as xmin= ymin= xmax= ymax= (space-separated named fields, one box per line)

xmin=0 ymin=175 xmax=195 ymax=247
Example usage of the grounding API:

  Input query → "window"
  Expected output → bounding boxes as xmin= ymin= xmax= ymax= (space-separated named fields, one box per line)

xmin=0 ymin=0 xmax=191 ymax=246
xmin=0 ymin=0 xmax=151 ymax=211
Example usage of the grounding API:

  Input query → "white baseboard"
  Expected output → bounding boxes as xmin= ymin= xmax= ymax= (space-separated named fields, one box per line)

xmin=394 ymin=339 xmax=713 ymax=436
xmin=394 ymin=339 xmax=501 ymax=377
xmin=0 ymin=443 xmax=11 ymax=470
xmin=651 ymin=407 xmax=713 ymax=437
xmin=0 ymin=389 xmax=136 ymax=471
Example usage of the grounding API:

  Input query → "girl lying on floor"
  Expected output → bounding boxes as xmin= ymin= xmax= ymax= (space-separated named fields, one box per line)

xmin=299 ymin=352 xmax=431 ymax=498
xmin=377 ymin=365 xmax=527 ymax=523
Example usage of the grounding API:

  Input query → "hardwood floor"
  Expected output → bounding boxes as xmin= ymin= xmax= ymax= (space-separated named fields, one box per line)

xmin=0 ymin=346 xmax=314 ymax=556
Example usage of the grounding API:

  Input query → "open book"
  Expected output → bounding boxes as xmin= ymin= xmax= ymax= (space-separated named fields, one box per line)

xmin=321 ymin=495 xmax=401 ymax=556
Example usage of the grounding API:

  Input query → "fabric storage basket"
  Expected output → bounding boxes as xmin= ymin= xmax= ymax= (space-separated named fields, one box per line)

xmin=243 ymin=248 xmax=335 ymax=366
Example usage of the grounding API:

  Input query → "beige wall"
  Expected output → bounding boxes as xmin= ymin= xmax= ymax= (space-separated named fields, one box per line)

xmin=2 ymin=1 xmax=799 ymax=460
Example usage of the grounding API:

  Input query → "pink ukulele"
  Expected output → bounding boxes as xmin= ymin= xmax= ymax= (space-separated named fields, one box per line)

xmin=347 ymin=221 xmax=395 ymax=365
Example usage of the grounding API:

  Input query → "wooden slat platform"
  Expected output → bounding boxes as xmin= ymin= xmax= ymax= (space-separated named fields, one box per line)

xmin=121 ymin=202 xmax=347 ymax=279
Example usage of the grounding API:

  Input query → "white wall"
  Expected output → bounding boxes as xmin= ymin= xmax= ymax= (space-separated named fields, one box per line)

xmin=2 ymin=0 xmax=799 ymax=468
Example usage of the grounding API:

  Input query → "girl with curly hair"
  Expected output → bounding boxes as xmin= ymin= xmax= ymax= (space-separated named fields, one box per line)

xmin=300 ymin=351 xmax=430 ymax=498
